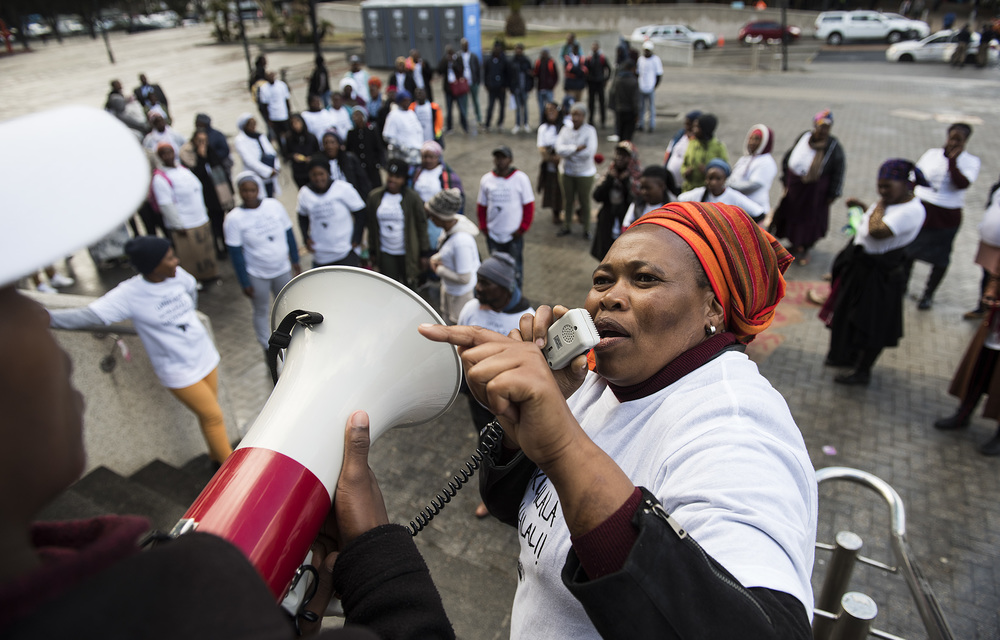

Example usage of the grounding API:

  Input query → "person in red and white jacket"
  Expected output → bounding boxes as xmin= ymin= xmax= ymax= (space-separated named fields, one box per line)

xmin=476 ymin=145 xmax=534 ymax=287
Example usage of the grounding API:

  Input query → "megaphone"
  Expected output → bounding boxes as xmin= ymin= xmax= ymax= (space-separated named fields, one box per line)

xmin=176 ymin=267 xmax=462 ymax=599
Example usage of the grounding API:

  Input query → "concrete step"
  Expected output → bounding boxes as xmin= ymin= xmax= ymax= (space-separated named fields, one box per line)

xmin=67 ymin=466 xmax=188 ymax=532
xmin=129 ymin=459 xmax=213 ymax=508
xmin=38 ymin=487 xmax=107 ymax=522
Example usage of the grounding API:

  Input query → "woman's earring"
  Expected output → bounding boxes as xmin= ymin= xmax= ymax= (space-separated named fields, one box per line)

xmin=706 ymin=325 xmax=717 ymax=336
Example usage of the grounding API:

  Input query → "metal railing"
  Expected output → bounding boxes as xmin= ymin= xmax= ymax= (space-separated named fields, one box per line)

xmin=813 ymin=467 xmax=955 ymax=640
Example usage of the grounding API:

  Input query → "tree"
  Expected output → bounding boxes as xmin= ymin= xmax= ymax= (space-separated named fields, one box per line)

xmin=505 ymin=0 xmax=525 ymax=38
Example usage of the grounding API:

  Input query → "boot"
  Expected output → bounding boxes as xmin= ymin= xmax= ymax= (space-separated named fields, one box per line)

xmin=934 ymin=410 xmax=971 ymax=430
xmin=979 ymin=426 xmax=1000 ymax=456
xmin=834 ymin=369 xmax=870 ymax=386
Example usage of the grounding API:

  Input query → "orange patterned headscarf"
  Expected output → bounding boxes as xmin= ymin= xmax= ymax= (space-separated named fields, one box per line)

xmin=631 ymin=202 xmax=792 ymax=343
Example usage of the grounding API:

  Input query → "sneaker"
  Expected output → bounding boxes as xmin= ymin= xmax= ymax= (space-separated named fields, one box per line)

xmin=36 ymin=282 xmax=57 ymax=294
xmin=607 ymin=134 xmax=620 ymax=142
xmin=963 ymin=308 xmax=986 ymax=320
xmin=511 ymin=126 xmax=520 ymax=134
xmin=918 ymin=295 xmax=932 ymax=310
xmin=556 ymin=228 xmax=572 ymax=237
xmin=49 ymin=273 xmax=75 ymax=288
xmin=583 ymin=231 xmax=591 ymax=240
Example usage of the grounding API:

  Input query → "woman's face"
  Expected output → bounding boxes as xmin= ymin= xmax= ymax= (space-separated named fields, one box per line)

xmin=544 ymin=103 xmax=559 ymax=123
xmin=150 ymin=248 xmax=180 ymax=280
xmin=239 ymin=180 xmax=260 ymax=207
xmin=945 ymin=128 xmax=968 ymax=156
xmin=352 ymin=110 xmax=366 ymax=128
xmin=194 ymin=131 xmax=208 ymax=147
xmin=386 ymin=173 xmax=406 ymax=194
xmin=156 ymin=145 xmax=176 ymax=167
xmin=705 ymin=168 xmax=727 ymax=197
xmin=585 ymin=225 xmax=719 ymax=386
xmin=877 ymin=178 xmax=908 ymax=205
xmin=692 ymin=120 xmax=704 ymax=140
xmin=747 ymin=131 xmax=762 ymax=155
xmin=309 ymin=166 xmax=331 ymax=191
xmin=421 ymin=150 xmax=440 ymax=170
xmin=638 ymin=176 xmax=665 ymax=205
xmin=613 ymin=149 xmax=630 ymax=170
xmin=244 ymin=118 xmax=257 ymax=134
xmin=323 ymin=135 xmax=340 ymax=158
xmin=291 ymin=117 xmax=304 ymax=134
xmin=571 ymin=110 xmax=585 ymax=129
xmin=812 ymin=122 xmax=831 ymax=142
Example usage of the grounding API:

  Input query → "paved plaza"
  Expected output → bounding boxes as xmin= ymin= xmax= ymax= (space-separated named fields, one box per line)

xmin=4 ymin=23 xmax=1000 ymax=639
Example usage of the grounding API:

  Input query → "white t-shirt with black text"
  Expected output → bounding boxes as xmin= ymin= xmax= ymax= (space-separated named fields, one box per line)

xmin=376 ymin=192 xmax=406 ymax=255
xmin=477 ymin=170 xmax=535 ymax=244
xmin=297 ymin=182 xmax=366 ymax=264
xmin=88 ymin=267 xmax=220 ymax=389
xmin=223 ymin=199 xmax=294 ymax=279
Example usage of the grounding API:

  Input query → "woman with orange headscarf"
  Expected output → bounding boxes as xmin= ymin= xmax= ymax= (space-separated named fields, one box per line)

xmin=419 ymin=202 xmax=817 ymax=638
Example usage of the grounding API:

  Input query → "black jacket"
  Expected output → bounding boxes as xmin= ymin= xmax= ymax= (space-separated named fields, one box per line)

xmin=484 ymin=52 xmax=510 ymax=91
xmin=609 ymin=71 xmax=639 ymax=114
xmin=780 ymin=131 xmax=846 ymax=201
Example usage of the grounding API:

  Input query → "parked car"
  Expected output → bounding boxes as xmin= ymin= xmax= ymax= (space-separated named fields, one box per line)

xmin=886 ymin=29 xmax=999 ymax=64
xmin=738 ymin=21 xmax=801 ymax=44
xmin=814 ymin=10 xmax=929 ymax=45
xmin=631 ymin=24 xmax=718 ymax=50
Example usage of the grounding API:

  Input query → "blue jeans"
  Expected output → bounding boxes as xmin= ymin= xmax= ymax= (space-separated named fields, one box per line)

xmin=536 ymin=89 xmax=554 ymax=122
xmin=445 ymin=92 xmax=469 ymax=132
xmin=639 ymin=91 xmax=655 ymax=131
xmin=486 ymin=235 xmax=524 ymax=287
xmin=513 ymin=89 xmax=529 ymax=127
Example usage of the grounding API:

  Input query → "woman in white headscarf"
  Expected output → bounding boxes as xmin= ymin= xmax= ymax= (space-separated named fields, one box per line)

xmin=728 ymin=124 xmax=778 ymax=215
xmin=233 ymin=112 xmax=282 ymax=198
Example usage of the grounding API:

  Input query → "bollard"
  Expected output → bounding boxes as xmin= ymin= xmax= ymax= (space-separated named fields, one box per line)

xmin=814 ymin=531 xmax=863 ymax=640
xmin=828 ymin=592 xmax=878 ymax=640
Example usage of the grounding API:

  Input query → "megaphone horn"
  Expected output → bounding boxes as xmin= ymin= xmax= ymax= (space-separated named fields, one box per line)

xmin=176 ymin=267 xmax=462 ymax=599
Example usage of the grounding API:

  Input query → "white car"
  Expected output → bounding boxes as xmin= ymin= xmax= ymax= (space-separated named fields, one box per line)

xmin=631 ymin=24 xmax=718 ymax=50
xmin=814 ymin=10 xmax=929 ymax=45
xmin=886 ymin=29 xmax=998 ymax=64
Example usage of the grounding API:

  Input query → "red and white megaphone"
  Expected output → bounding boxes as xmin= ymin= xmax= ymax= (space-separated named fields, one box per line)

xmin=176 ymin=267 xmax=462 ymax=599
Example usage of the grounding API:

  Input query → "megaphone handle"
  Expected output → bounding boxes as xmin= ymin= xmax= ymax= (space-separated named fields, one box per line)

xmin=408 ymin=421 xmax=505 ymax=536
xmin=267 ymin=309 xmax=325 ymax=384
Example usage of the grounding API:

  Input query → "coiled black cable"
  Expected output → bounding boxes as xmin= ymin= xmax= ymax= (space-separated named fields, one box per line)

xmin=408 ymin=420 xmax=505 ymax=536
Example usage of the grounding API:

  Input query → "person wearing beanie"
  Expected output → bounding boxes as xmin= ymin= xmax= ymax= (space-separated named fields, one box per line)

xmin=227 ymin=171 xmax=303 ymax=351
xmin=678 ymin=157 xmax=766 ymax=222
xmin=366 ymin=160 xmax=429 ymax=289
xmin=681 ymin=113 xmax=728 ymax=192
xmin=49 ymin=236 xmax=233 ymax=465
xmin=456 ymin=251 xmax=535 ymax=518
xmin=427 ymin=188 xmax=480 ymax=324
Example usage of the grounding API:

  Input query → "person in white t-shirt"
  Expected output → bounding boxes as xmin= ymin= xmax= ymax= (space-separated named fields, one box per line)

xmin=555 ymin=104 xmax=598 ymax=239
xmin=426 ymin=188 xmax=480 ymax=325
xmin=636 ymin=41 xmax=663 ymax=133
xmin=476 ymin=146 xmax=535 ymax=287
xmin=301 ymin=95 xmax=339 ymax=142
xmin=678 ymin=158 xmax=766 ymax=222
xmin=257 ymin=72 xmax=291 ymax=155
xmin=824 ymin=159 xmax=929 ymax=387
xmin=142 ymin=113 xmax=185 ymax=155
xmin=151 ymin=142 xmax=218 ymax=282
xmin=365 ymin=160 xmax=429 ymax=290
xmin=663 ymin=110 xmax=700 ymax=192
xmin=381 ymin=92 xmax=424 ymax=163
xmin=905 ymin=122 xmax=981 ymax=310
xmin=297 ymin=157 xmax=368 ymax=269
xmin=455 ymin=252 xmax=533 ymax=518
xmin=327 ymin=91 xmax=354 ymax=141
xmin=225 ymin=172 xmax=303 ymax=350
xmin=49 ymin=237 xmax=233 ymax=464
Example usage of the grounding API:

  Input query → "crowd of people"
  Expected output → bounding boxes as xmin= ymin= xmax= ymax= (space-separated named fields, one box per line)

xmin=6 ymin=25 xmax=1000 ymax=640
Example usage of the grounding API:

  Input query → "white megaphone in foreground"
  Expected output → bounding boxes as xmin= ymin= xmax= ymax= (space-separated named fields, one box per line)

xmin=177 ymin=267 xmax=462 ymax=599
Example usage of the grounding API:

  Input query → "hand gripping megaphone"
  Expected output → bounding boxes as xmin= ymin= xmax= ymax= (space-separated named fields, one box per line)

xmin=175 ymin=267 xmax=462 ymax=599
